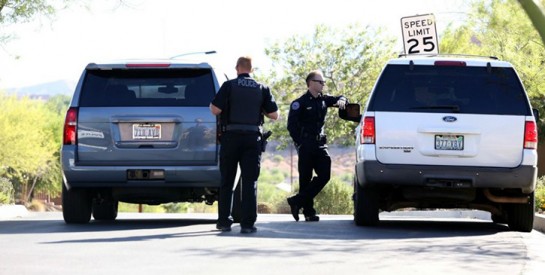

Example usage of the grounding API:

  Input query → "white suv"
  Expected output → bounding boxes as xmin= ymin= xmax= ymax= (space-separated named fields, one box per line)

xmin=344 ymin=55 xmax=538 ymax=232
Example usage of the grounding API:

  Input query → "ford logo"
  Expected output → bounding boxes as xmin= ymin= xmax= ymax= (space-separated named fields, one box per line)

xmin=443 ymin=116 xmax=457 ymax=122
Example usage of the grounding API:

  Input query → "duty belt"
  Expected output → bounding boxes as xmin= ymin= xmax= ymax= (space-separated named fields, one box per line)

xmin=302 ymin=132 xmax=326 ymax=141
xmin=225 ymin=124 xmax=262 ymax=133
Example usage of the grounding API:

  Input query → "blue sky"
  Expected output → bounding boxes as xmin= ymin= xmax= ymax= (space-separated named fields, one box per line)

xmin=0 ymin=0 xmax=468 ymax=89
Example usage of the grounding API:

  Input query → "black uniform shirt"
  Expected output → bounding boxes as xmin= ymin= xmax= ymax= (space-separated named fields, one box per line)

xmin=287 ymin=91 xmax=345 ymax=145
xmin=212 ymin=73 xmax=278 ymax=126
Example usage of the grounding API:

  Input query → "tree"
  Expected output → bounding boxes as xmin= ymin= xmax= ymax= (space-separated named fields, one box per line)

xmin=0 ymin=0 xmax=59 ymax=43
xmin=257 ymin=24 xmax=397 ymax=147
xmin=517 ymin=0 xmax=545 ymax=46
xmin=0 ymin=93 xmax=63 ymax=203
xmin=440 ymin=0 xmax=545 ymax=138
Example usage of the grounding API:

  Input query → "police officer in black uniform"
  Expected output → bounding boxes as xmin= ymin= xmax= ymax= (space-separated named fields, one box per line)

xmin=286 ymin=70 xmax=347 ymax=222
xmin=210 ymin=56 xmax=279 ymax=233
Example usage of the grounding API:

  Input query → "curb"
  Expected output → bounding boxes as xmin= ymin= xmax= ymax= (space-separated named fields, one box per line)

xmin=534 ymin=213 xmax=545 ymax=234
xmin=0 ymin=205 xmax=29 ymax=220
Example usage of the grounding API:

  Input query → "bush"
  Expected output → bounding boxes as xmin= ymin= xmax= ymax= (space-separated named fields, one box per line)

xmin=0 ymin=177 xmax=14 ymax=204
xmin=118 ymin=202 xmax=165 ymax=213
xmin=536 ymin=176 xmax=545 ymax=212
xmin=314 ymin=177 xmax=353 ymax=214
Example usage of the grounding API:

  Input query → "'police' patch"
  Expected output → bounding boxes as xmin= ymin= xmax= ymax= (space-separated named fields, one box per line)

xmin=291 ymin=102 xmax=300 ymax=110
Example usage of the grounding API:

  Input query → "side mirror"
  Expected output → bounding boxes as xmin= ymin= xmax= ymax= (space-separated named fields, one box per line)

xmin=533 ymin=108 xmax=540 ymax=122
xmin=339 ymin=103 xmax=362 ymax=123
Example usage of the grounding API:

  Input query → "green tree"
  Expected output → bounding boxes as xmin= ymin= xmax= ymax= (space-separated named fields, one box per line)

xmin=440 ymin=0 xmax=545 ymax=137
xmin=1 ymin=0 xmax=59 ymax=43
xmin=0 ymin=93 xmax=63 ymax=203
xmin=517 ymin=0 xmax=545 ymax=46
xmin=258 ymin=24 xmax=397 ymax=147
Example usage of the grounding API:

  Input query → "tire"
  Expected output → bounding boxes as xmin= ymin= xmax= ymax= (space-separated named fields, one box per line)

xmin=231 ymin=177 xmax=242 ymax=223
xmin=507 ymin=192 xmax=535 ymax=232
xmin=353 ymin=177 xmax=379 ymax=226
xmin=92 ymin=200 xmax=119 ymax=221
xmin=62 ymin=184 xmax=92 ymax=224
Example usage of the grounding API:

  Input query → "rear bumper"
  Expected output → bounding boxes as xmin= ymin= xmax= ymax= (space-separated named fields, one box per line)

xmin=62 ymin=161 xmax=220 ymax=190
xmin=355 ymin=160 xmax=537 ymax=193
xmin=61 ymin=147 xmax=220 ymax=189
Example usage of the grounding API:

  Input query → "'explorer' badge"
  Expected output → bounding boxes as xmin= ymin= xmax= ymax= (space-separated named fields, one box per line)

xmin=443 ymin=116 xmax=457 ymax=122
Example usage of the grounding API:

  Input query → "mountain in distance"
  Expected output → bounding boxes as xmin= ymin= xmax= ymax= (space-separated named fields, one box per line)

xmin=3 ymin=79 xmax=76 ymax=100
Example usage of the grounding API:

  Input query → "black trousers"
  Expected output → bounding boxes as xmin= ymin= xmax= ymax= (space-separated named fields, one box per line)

xmin=294 ymin=140 xmax=331 ymax=217
xmin=217 ymin=131 xmax=262 ymax=228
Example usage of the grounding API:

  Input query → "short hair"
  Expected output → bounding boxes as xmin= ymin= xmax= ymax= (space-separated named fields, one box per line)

xmin=236 ymin=56 xmax=253 ymax=71
xmin=305 ymin=70 xmax=323 ymax=87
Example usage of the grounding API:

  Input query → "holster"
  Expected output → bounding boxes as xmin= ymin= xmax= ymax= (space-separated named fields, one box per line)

xmin=261 ymin=130 xmax=272 ymax=152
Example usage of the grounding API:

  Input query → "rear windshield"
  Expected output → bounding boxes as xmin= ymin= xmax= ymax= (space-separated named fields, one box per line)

xmin=368 ymin=64 xmax=531 ymax=115
xmin=79 ymin=68 xmax=216 ymax=107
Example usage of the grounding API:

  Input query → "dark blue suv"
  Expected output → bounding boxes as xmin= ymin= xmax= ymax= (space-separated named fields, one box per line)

xmin=61 ymin=60 xmax=226 ymax=223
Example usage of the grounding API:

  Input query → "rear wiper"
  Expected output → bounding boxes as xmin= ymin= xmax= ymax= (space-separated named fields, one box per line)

xmin=410 ymin=105 xmax=460 ymax=113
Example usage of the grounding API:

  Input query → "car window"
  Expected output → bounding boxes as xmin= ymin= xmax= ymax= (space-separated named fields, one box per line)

xmin=369 ymin=64 xmax=531 ymax=115
xmin=79 ymin=68 xmax=215 ymax=107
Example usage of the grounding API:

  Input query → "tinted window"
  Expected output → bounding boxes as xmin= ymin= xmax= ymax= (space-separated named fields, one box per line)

xmin=79 ymin=69 xmax=215 ymax=107
xmin=369 ymin=64 xmax=531 ymax=115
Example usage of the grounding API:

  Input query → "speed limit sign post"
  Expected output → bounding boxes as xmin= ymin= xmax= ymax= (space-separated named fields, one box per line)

xmin=401 ymin=14 xmax=439 ymax=55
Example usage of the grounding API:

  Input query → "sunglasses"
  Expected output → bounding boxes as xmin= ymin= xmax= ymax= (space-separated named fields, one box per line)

xmin=311 ymin=80 xmax=326 ymax=85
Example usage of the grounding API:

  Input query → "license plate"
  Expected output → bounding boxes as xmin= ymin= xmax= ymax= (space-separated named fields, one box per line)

xmin=435 ymin=135 xmax=463 ymax=150
xmin=132 ymin=123 xmax=161 ymax=139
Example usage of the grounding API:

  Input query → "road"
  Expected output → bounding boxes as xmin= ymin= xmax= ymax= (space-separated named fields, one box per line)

xmin=1 ymin=211 xmax=544 ymax=275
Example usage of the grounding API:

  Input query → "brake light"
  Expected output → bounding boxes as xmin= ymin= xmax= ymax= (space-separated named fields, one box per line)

xmin=434 ymin=61 xmax=466 ymax=67
xmin=524 ymin=121 xmax=537 ymax=149
xmin=360 ymin=116 xmax=375 ymax=144
xmin=63 ymin=107 xmax=78 ymax=145
xmin=125 ymin=63 xmax=171 ymax=68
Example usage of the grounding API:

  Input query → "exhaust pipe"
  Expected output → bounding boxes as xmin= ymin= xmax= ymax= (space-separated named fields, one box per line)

xmin=483 ymin=189 xmax=529 ymax=204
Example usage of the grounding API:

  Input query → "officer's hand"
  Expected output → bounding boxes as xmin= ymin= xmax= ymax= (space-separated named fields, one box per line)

xmin=336 ymin=98 xmax=347 ymax=110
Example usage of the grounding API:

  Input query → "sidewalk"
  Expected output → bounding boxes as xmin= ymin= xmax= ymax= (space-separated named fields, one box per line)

xmin=0 ymin=204 xmax=29 ymax=220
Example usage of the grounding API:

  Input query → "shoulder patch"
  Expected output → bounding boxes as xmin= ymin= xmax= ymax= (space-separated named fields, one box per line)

xmin=291 ymin=102 xmax=300 ymax=110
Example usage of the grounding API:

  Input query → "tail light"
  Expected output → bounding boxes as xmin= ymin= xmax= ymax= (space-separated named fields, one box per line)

xmin=434 ymin=61 xmax=466 ymax=67
xmin=63 ymin=107 xmax=78 ymax=145
xmin=524 ymin=121 xmax=537 ymax=149
xmin=360 ymin=116 xmax=375 ymax=144
xmin=125 ymin=63 xmax=170 ymax=68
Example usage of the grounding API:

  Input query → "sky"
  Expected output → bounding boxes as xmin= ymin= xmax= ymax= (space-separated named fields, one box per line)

xmin=0 ymin=0 xmax=469 ymax=90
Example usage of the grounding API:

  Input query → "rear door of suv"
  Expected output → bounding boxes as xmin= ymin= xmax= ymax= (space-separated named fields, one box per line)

xmin=367 ymin=59 xmax=533 ymax=168
xmin=75 ymin=62 xmax=219 ymax=166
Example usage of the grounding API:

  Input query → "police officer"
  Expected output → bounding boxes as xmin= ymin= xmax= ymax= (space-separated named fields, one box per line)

xmin=286 ymin=70 xmax=347 ymax=222
xmin=210 ymin=56 xmax=279 ymax=233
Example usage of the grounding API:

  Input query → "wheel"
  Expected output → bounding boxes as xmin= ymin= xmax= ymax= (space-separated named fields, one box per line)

xmin=62 ymin=184 xmax=92 ymax=224
xmin=92 ymin=200 xmax=119 ymax=221
xmin=231 ymin=177 xmax=242 ymax=223
xmin=353 ymin=177 xmax=379 ymax=226
xmin=507 ymin=192 xmax=535 ymax=232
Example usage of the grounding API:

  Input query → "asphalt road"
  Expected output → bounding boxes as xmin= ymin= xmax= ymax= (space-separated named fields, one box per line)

xmin=1 ymin=211 xmax=544 ymax=275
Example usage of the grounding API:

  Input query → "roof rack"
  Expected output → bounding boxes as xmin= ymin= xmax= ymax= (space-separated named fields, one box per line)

xmin=398 ymin=53 xmax=498 ymax=60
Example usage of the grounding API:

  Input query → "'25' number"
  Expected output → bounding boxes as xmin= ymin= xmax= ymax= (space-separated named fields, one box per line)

xmin=408 ymin=36 xmax=435 ymax=54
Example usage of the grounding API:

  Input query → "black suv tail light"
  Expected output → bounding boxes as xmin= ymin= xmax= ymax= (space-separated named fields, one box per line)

xmin=63 ymin=107 xmax=78 ymax=145
xmin=524 ymin=121 xmax=537 ymax=149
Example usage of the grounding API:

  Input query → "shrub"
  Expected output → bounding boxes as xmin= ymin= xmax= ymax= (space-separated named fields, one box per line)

xmin=0 ymin=177 xmax=14 ymax=204
xmin=536 ymin=176 xmax=545 ymax=212
xmin=314 ymin=176 xmax=353 ymax=215
xmin=118 ymin=202 xmax=165 ymax=213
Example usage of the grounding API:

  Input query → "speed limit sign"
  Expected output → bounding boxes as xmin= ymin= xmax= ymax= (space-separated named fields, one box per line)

xmin=401 ymin=14 xmax=439 ymax=55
